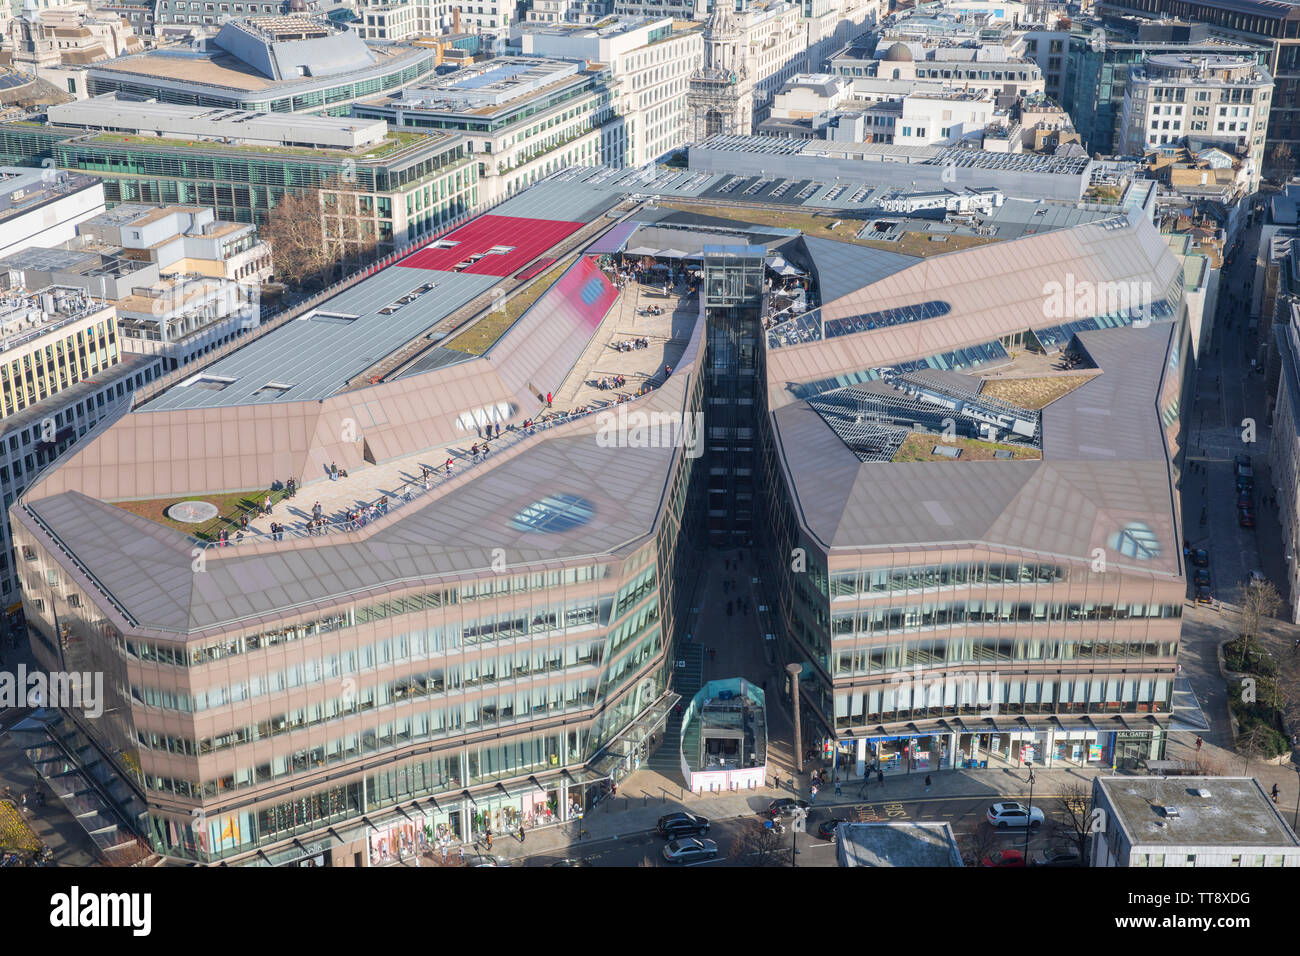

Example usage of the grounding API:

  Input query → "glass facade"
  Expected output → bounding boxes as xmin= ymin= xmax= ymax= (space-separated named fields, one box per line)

xmin=12 ymin=320 xmax=708 ymax=864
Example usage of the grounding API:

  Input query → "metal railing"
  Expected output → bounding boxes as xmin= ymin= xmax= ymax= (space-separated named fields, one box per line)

xmin=193 ymin=392 xmax=659 ymax=550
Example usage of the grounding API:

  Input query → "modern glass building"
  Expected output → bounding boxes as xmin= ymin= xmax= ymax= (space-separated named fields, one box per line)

xmin=5 ymin=158 xmax=1196 ymax=863
xmin=0 ymin=118 xmax=477 ymax=250
xmin=10 ymin=190 xmax=707 ymax=865
xmin=755 ymin=204 xmax=1194 ymax=776
xmin=86 ymin=16 xmax=437 ymax=116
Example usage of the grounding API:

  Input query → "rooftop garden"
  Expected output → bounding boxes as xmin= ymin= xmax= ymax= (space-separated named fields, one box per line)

xmin=656 ymin=200 xmax=999 ymax=256
xmin=891 ymin=433 xmax=1041 ymax=463
xmin=85 ymin=127 xmax=433 ymax=161
xmin=442 ymin=257 xmax=574 ymax=356
xmin=979 ymin=374 xmax=1092 ymax=410
xmin=112 ymin=486 xmax=291 ymax=541
xmin=1082 ymin=183 xmax=1124 ymax=204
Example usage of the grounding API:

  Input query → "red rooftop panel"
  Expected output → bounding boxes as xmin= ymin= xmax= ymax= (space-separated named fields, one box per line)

xmin=399 ymin=216 xmax=585 ymax=276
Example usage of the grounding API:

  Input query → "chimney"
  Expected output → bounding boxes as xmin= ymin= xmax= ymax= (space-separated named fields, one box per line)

xmin=453 ymin=6 xmax=460 ymax=32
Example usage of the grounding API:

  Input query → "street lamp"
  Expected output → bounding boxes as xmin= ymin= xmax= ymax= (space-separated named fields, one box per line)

xmin=1022 ymin=767 xmax=1036 ymax=861
xmin=787 ymin=663 xmax=804 ymax=776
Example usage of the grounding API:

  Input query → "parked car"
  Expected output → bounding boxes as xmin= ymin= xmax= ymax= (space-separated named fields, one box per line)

xmin=1195 ymin=585 xmax=1214 ymax=605
xmin=465 ymin=853 xmax=511 ymax=867
xmin=1237 ymin=476 xmax=1255 ymax=493
xmin=986 ymin=802 xmax=1045 ymax=829
xmin=657 ymin=811 xmax=710 ymax=839
xmin=982 ymin=849 xmax=1027 ymax=867
xmin=1191 ymin=549 xmax=1210 ymax=568
xmin=1249 ymin=569 xmax=1267 ymax=588
xmin=768 ymin=798 xmax=812 ymax=817
xmin=1193 ymin=568 xmax=1211 ymax=588
xmin=1031 ymin=846 xmax=1084 ymax=867
xmin=1239 ymin=508 xmax=1256 ymax=528
xmin=1235 ymin=454 xmax=1252 ymax=472
xmin=662 ymin=837 xmax=718 ymax=864
xmin=817 ymin=817 xmax=848 ymax=841
xmin=1237 ymin=491 xmax=1254 ymax=509
xmin=1236 ymin=463 xmax=1254 ymax=481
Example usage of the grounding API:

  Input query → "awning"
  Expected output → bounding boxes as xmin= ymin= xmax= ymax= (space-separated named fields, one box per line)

xmin=587 ymin=220 xmax=638 ymax=254
xmin=461 ymin=789 xmax=478 ymax=808
xmin=526 ymin=776 xmax=548 ymax=795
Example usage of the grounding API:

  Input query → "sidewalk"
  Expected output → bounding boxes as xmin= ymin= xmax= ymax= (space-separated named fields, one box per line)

xmin=461 ymin=762 xmax=1119 ymax=865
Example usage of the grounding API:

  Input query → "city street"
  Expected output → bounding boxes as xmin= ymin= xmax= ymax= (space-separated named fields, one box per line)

xmin=509 ymin=791 xmax=1080 ymax=867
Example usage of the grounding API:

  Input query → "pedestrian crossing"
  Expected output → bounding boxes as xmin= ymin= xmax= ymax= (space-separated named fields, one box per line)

xmin=648 ymin=643 xmax=704 ymax=778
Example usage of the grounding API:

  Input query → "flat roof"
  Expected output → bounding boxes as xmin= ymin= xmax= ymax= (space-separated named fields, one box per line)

xmin=837 ymin=822 xmax=963 ymax=866
xmin=1097 ymin=776 xmax=1300 ymax=848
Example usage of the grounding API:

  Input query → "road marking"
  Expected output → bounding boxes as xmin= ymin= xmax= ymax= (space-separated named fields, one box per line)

xmin=685 ymin=857 xmax=726 ymax=866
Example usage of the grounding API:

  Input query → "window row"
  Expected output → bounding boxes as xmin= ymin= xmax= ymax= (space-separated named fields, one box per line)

xmin=831 ymin=598 xmax=1182 ymax=637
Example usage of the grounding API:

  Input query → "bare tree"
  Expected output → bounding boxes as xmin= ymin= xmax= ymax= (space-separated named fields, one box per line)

xmin=1237 ymin=721 xmax=1283 ymax=774
xmin=1046 ymin=780 xmax=1094 ymax=864
xmin=959 ymin=824 xmax=1000 ymax=867
xmin=728 ymin=820 xmax=788 ymax=867
xmin=1270 ymin=142 xmax=1295 ymax=175
xmin=260 ymin=187 xmax=332 ymax=289
xmin=1239 ymin=578 xmax=1282 ymax=668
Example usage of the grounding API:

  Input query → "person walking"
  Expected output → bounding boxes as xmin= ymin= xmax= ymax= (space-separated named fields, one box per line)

xmin=877 ymin=769 xmax=884 ymax=785
xmin=1196 ymin=736 xmax=1203 ymax=752
xmin=1272 ymin=783 xmax=1280 ymax=804
xmin=809 ymin=784 xmax=818 ymax=805
xmin=834 ymin=779 xmax=842 ymax=798
xmin=924 ymin=774 xmax=932 ymax=792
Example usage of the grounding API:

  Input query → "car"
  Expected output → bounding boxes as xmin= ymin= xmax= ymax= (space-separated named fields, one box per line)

xmin=768 ymin=798 xmax=812 ymax=817
xmin=464 ymin=853 xmax=511 ymax=867
xmin=1191 ymin=549 xmax=1210 ymax=568
xmin=1249 ymin=569 xmax=1267 ymax=588
xmin=1195 ymin=585 xmax=1214 ymax=605
xmin=1237 ymin=476 xmax=1255 ymax=493
xmin=662 ymin=837 xmax=719 ymax=864
xmin=1235 ymin=454 xmax=1253 ymax=472
xmin=1238 ymin=508 xmax=1256 ymax=528
xmin=817 ymin=817 xmax=848 ymax=841
xmin=1031 ymin=847 xmax=1084 ymax=867
xmin=986 ymin=802 xmax=1045 ymax=829
xmin=1193 ymin=568 xmax=1211 ymax=588
xmin=656 ymin=811 xmax=710 ymax=838
xmin=1237 ymin=491 xmax=1254 ymax=508
xmin=546 ymin=858 xmax=590 ymax=867
xmin=982 ymin=849 xmax=1027 ymax=867
xmin=1236 ymin=463 xmax=1254 ymax=481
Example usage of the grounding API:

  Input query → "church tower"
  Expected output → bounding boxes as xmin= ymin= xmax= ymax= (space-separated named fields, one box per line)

xmin=687 ymin=2 xmax=753 ymax=141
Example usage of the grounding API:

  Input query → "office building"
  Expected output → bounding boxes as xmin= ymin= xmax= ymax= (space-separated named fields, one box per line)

xmin=7 ymin=140 xmax=1189 ymax=864
xmin=0 ymin=202 xmax=272 ymax=368
xmin=353 ymin=57 xmax=615 ymax=202
xmin=1119 ymin=53 xmax=1272 ymax=193
xmin=86 ymin=15 xmax=437 ymax=114
xmin=0 ymin=166 xmax=105 ymax=259
xmin=0 ymin=96 xmax=478 ymax=249
xmin=1098 ymin=0 xmax=1300 ymax=173
xmin=1024 ymin=17 xmax=1270 ymax=157
xmin=518 ymin=16 xmax=704 ymax=166
xmin=0 ymin=284 xmax=164 ymax=602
